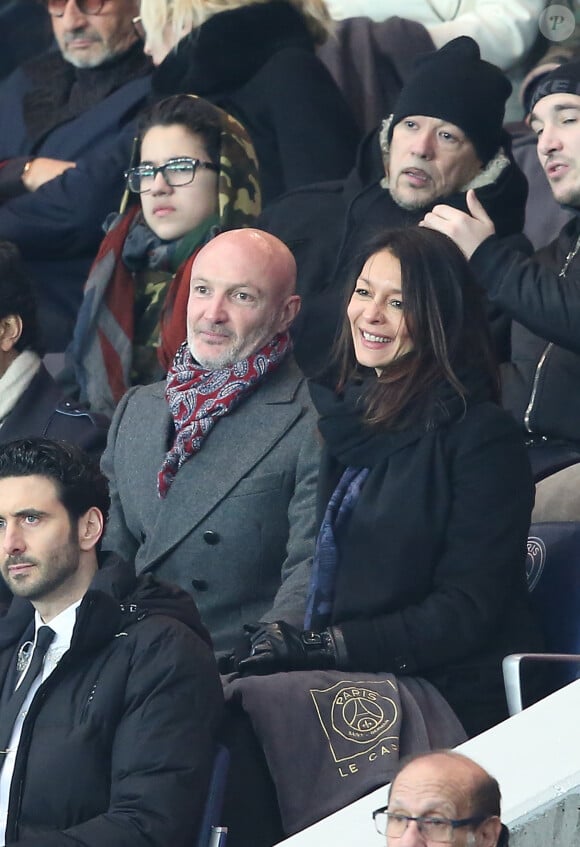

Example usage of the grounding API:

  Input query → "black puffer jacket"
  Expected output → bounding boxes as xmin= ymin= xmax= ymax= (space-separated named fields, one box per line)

xmin=470 ymin=214 xmax=580 ymax=445
xmin=259 ymin=127 xmax=528 ymax=373
xmin=0 ymin=556 xmax=223 ymax=847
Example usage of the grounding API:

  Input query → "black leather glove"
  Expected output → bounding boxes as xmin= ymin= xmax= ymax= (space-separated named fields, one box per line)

xmin=237 ymin=620 xmax=349 ymax=675
xmin=217 ymin=628 xmax=253 ymax=675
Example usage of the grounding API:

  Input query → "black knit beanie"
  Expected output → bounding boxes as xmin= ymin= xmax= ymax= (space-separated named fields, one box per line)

xmin=388 ymin=36 xmax=511 ymax=165
xmin=529 ymin=59 xmax=580 ymax=113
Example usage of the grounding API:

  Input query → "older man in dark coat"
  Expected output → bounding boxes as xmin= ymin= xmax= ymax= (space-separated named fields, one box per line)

xmin=0 ymin=0 xmax=151 ymax=351
xmin=259 ymin=36 xmax=528 ymax=375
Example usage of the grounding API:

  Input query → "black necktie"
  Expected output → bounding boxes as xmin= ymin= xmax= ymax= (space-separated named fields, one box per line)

xmin=0 ymin=625 xmax=55 ymax=766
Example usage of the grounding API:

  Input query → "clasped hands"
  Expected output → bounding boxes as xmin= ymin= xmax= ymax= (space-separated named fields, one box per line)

xmin=220 ymin=620 xmax=348 ymax=676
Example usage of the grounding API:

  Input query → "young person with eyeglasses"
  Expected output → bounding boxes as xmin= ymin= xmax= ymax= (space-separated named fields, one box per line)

xmin=71 ymin=93 xmax=261 ymax=416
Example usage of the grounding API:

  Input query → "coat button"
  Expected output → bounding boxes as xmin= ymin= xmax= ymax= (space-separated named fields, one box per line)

xmin=203 ymin=530 xmax=220 ymax=545
xmin=191 ymin=579 xmax=209 ymax=591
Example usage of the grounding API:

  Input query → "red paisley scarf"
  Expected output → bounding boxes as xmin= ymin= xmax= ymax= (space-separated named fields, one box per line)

xmin=158 ymin=332 xmax=291 ymax=497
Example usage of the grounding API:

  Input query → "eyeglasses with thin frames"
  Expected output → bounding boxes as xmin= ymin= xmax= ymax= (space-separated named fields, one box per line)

xmin=372 ymin=806 xmax=487 ymax=843
xmin=44 ymin=0 xmax=106 ymax=17
xmin=124 ymin=157 xmax=219 ymax=194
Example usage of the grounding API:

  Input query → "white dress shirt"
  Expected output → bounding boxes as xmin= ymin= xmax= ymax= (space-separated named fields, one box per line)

xmin=0 ymin=601 xmax=80 ymax=845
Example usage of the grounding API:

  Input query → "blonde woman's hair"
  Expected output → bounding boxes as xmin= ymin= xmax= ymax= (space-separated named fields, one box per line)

xmin=140 ymin=0 xmax=332 ymax=51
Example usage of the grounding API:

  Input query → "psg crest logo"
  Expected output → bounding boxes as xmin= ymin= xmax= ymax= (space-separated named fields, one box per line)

xmin=526 ymin=536 xmax=546 ymax=592
xmin=310 ymin=679 xmax=400 ymax=764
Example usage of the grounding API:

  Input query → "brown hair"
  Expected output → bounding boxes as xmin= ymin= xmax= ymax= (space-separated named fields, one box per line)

xmin=137 ymin=94 xmax=222 ymax=164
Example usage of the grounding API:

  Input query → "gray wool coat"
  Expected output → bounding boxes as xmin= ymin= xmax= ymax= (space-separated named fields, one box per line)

xmin=101 ymin=357 xmax=320 ymax=655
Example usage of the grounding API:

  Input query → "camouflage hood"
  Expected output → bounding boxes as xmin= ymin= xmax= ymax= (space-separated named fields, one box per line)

xmin=210 ymin=94 xmax=262 ymax=228
xmin=72 ymin=96 xmax=261 ymax=416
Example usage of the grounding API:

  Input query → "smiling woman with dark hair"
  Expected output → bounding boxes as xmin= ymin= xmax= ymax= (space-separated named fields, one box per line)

xmin=237 ymin=226 xmax=545 ymax=738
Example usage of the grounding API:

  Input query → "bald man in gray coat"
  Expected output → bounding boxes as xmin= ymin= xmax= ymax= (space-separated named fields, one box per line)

xmin=101 ymin=229 xmax=319 ymax=656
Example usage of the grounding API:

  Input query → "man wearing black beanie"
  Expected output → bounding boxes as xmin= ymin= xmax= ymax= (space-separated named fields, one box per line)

xmin=258 ymin=36 xmax=526 ymax=374
xmin=388 ymin=38 xmax=509 ymax=164
xmin=423 ymin=59 xmax=580 ymax=485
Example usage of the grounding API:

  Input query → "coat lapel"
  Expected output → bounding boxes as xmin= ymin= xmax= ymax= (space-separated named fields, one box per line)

xmin=142 ymin=360 xmax=306 ymax=568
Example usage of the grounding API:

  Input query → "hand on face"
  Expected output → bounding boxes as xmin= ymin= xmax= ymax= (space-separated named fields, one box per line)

xmin=387 ymin=117 xmax=483 ymax=212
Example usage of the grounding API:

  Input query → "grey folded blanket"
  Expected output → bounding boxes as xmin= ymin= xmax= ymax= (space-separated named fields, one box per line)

xmin=224 ymin=670 xmax=467 ymax=834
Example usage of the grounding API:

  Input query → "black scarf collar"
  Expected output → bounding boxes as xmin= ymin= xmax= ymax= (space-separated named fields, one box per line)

xmin=153 ymin=0 xmax=313 ymax=98
xmin=22 ymin=41 xmax=151 ymax=150
xmin=310 ymin=369 xmax=493 ymax=468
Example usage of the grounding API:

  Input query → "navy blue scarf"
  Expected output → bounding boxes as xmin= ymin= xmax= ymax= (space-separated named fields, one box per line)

xmin=304 ymin=465 xmax=369 ymax=630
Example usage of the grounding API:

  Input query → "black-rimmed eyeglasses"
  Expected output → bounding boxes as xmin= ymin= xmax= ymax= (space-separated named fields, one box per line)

xmin=372 ymin=806 xmax=487 ymax=843
xmin=44 ymin=0 xmax=106 ymax=17
xmin=124 ymin=157 xmax=219 ymax=194
xmin=132 ymin=15 xmax=146 ymax=40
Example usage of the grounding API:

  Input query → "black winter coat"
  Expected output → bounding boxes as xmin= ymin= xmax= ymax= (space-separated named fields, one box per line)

xmin=152 ymin=1 xmax=360 ymax=205
xmin=0 ymin=557 xmax=223 ymax=847
xmin=259 ymin=128 xmax=528 ymax=374
xmin=310 ymin=378 xmax=544 ymax=737
xmin=470 ymin=215 xmax=580 ymax=445
xmin=0 ymin=45 xmax=151 ymax=351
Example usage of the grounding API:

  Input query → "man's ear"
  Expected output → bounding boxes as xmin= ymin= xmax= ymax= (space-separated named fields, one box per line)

xmin=0 ymin=315 xmax=22 ymax=353
xmin=477 ymin=816 xmax=503 ymax=847
xmin=77 ymin=507 xmax=104 ymax=552
xmin=278 ymin=294 xmax=301 ymax=332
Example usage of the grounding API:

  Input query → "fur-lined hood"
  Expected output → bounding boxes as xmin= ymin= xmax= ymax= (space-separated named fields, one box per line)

xmin=343 ymin=117 xmax=528 ymax=238
xmin=378 ymin=115 xmax=511 ymax=192
xmin=152 ymin=1 xmax=314 ymax=98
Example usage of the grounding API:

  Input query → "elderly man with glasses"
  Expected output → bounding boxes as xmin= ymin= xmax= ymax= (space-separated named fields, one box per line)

xmin=0 ymin=0 xmax=151 ymax=352
xmin=373 ymin=751 xmax=509 ymax=847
